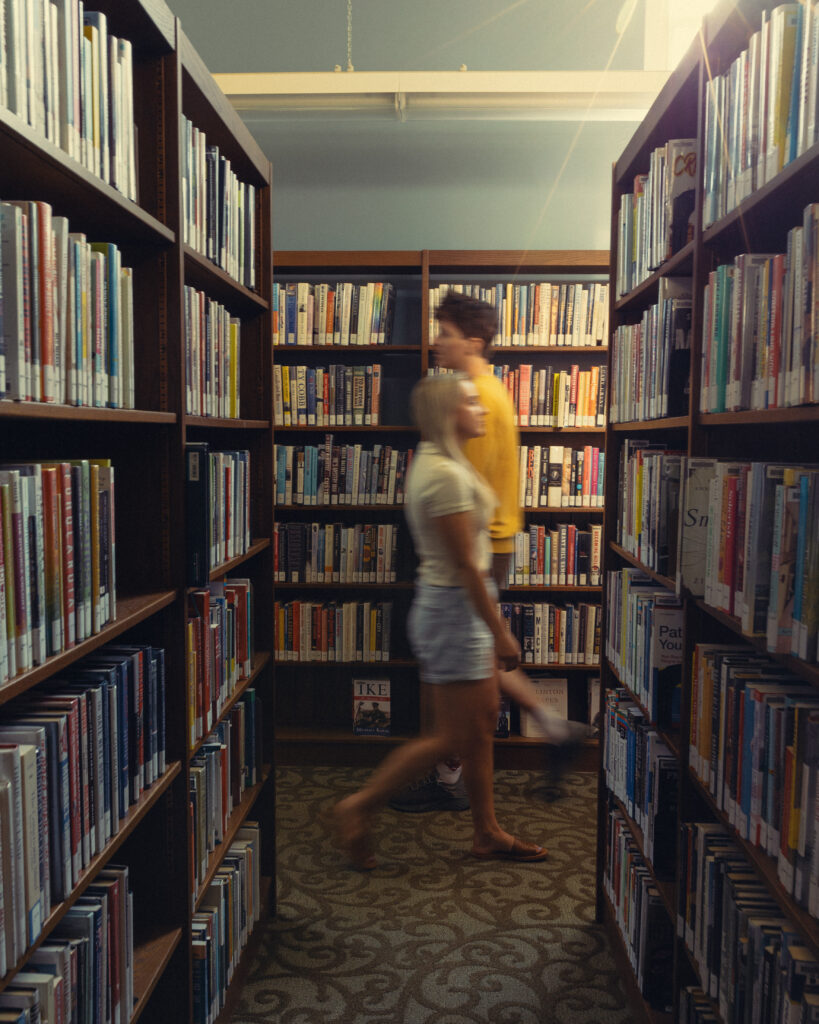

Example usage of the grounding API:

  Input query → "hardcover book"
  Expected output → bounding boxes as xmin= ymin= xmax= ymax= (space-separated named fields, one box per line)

xmin=352 ymin=678 xmax=391 ymax=736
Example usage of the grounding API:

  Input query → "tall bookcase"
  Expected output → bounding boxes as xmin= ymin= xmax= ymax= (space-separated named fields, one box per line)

xmin=0 ymin=4 xmax=274 ymax=1023
xmin=273 ymin=248 xmax=608 ymax=771
xmin=598 ymin=0 xmax=819 ymax=1020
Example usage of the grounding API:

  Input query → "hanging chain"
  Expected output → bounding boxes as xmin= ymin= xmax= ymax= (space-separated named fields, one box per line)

xmin=346 ymin=0 xmax=354 ymax=71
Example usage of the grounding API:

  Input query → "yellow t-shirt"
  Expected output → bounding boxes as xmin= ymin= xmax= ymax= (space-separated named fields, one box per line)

xmin=463 ymin=370 xmax=522 ymax=553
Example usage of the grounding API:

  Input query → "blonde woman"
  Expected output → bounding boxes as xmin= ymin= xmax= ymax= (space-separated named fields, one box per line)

xmin=333 ymin=373 xmax=548 ymax=868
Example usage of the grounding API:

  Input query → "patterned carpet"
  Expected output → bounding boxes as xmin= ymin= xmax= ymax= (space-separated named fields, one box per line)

xmin=226 ymin=766 xmax=634 ymax=1024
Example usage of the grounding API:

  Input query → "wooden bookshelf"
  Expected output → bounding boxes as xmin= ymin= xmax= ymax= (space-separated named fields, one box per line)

xmin=599 ymin=1 xmax=819 ymax=1020
xmin=0 ymin=7 xmax=274 ymax=1023
xmin=273 ymin=250 xmax=607 ymax=765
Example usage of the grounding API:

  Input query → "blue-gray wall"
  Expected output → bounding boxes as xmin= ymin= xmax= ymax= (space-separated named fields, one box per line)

xmin=170 ymin=0 xmax=646 ymax=250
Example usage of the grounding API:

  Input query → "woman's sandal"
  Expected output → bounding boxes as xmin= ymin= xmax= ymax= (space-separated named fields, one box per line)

xmin=471 ymin=837 xmax=548 ymax=862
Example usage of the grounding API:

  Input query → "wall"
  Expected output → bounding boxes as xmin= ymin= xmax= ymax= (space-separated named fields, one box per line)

xmin=171 ymin=0 xmax=647 ymax=250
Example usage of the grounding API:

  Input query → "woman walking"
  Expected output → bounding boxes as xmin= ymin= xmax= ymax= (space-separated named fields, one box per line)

xmin=333 ymin=373 xmax=548 ymax=869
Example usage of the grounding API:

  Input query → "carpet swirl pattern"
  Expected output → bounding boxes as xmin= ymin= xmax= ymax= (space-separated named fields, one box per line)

xmin=226 ymin=767 xmax=634 ymax=1024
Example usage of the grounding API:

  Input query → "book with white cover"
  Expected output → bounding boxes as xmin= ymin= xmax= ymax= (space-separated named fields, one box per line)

xmin=520 ymin=677 xmax=569 ymax=738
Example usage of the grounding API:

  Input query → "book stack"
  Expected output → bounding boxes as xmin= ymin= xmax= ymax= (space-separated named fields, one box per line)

xmin=274 ymin=600 xmax=393 ymax=663
xmin=506 ymin=523 xmax=603 ymax=587
xmin=186 ymin=581 xmax=254 ymax=748
xmin=603 ymin=802 xmax=675 ymax=1013
xmin=428 ymin=280 xmax=609 ymax=349
xmin=499 ymin=601 xmax=600 ymax=666
xmin=702 ymin=4 xmax=819 ymax=229
xmin=615 ymin=138 xmax=697 ymax=298
xmin=604 ymin=689 xmax=679 ymax=879
xmin=192 ymin=822 xmax=261 ymax=1024
xmin=274 ymin=438 xmax=413 ymax=507
xmin=273 ymin=281 xmax=397 ymax=346
xmin=609 ymin=278 xmax=692 ymax=422
xmin=518 ymin=443 xmax=605 ymax=509
xmin=605 ymin=568 xmax=682 ymax=728
xmin=273 ymin=363 xmax=383 ymax=427
xmin=699 ymin=209 xmax=819 ymax=413
xmin=184 ymin=285 xmax=242 ymax=418
xmin=489 ymin=362 xmax=607 ymax=428
xmin=0 ymin=459 xmax=117 ymax=684
xmin=0 ymin=5 xmax=137 ymax=200
xmin=0 ymin=201 xmax=135 ymax=408
xmin=615 ymin=442 xmax=684 ymax=578
xmin=189 ymin=695 xmax=262 ymax=894
xmin=275 ymin=522 xmax=399 ymax=585
xmin=181 ymin=115 xmax=257 ymax=289
xmin=185 ymin=444 xmax=251 ymax=586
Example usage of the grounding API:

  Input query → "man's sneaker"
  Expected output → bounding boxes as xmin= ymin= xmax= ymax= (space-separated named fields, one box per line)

xmin=388 ymin=772 xmax=470 ymax=813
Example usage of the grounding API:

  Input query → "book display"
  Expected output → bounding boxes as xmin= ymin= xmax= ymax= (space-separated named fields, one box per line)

xmin=599 ymin=1 xmax=819 ymax=1020
xmin=273 ymin=249 xmax=607 ymax=769
xmin=0 ymin=5 xmax=274 ymax=1024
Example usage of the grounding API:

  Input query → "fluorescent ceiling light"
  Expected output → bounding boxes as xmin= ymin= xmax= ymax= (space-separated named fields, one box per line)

xmin=213 ymin=70 xmax=670 ymax=122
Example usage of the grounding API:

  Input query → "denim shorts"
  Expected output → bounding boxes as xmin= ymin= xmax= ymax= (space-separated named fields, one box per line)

xmin=408 ymin=580 xmax=497 ymax=684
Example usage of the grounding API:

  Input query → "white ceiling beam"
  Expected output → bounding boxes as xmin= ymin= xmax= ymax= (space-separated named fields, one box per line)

xmin=212 ymin=69 xmax=670 ymax=122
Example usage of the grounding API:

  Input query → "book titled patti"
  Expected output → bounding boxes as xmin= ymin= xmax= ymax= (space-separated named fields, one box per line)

xmin=352 ymin=678 xmax=391 ymax=736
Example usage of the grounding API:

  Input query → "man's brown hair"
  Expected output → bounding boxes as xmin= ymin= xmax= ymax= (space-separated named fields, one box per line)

xmin=435 ymin=290 xmax=498 ymax=351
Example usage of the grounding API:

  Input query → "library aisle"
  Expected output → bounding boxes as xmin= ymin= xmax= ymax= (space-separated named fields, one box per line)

xmin=223 ymin=766 xmax=634 ymax=1024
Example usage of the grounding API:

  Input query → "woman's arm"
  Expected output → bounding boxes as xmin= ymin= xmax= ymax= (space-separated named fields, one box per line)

xmin=432 ymin=511 xmax=519 ymax=671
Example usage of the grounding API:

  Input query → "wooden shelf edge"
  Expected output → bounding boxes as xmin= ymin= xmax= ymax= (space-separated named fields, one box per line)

xmin=274 ymin=659 xmax=414 ymax=668
xmin=208 ymin=539 xmax=270 ymax=580
xmin=0 ymin=403 xmax=177 ymax=424
xmin=274 ymin=580 xmax=413 ymax=590
xmin=0 ymin=590 xmax=178 ymax=702
xmin=698 ymin=405 xmax=819 ymax=427
xmin=610 ymin=416 xmax=689 ymax=432
xmin=131 ymin=927 xmax=184 ymax=1024
xmin=608 ymin=543 xmax=675 ymax=591
xmin=491 ymin=345 xmax=609 ymax=354
xmin=0 ymin=761 xmax=182 ymax=993
xmin=189 ymin=650 xmax=272 ymax=759
xmin=613 ymin=240 xmax=696 ymax=312
xmin=604 ymin=659 xmax=680 ymax=756
xmin=183 ymin=244 xmax=269 ymax=312
xmin=274 ymin=250 xmax=423 ymax=270
xmin=273 ymin=344 xmax=421 ymax=353
xmin=184 ymin=415 xmax=270 ymax=430
xmin=274 ymin=425 xmax=417 ymax=433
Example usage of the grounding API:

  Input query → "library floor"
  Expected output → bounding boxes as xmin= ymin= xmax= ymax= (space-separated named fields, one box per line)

xmin=226 ymin=765 xmax=634 ymax=1024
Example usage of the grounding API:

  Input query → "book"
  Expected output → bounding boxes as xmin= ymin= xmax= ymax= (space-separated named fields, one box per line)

xmin=352 ymin=678 xmax=391 ymax=735
xmin=520 ymin=677 xmax=569 ymax=738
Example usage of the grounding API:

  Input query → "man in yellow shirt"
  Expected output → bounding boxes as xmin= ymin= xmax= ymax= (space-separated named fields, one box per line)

xmin=391 ymin=290 xmax=588 ymax=813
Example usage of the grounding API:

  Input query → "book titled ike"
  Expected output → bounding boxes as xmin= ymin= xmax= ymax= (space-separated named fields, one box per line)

xmin=352 ymin=678 xmax=390 ymax=736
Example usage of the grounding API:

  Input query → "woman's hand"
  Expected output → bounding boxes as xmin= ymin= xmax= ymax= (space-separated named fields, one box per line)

xmin=495 ymin=628 xmax=520 ymax=672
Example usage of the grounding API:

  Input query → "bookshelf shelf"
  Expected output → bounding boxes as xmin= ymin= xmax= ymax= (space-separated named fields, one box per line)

xmin=275 ymin=249 xmax=606 ymax=767
xmin=131 ymin=928 xmax=185 ymax=1024
xmin=275 ymin=659 xmax=416 ymax=668
xmin=599 ymin=2 xmax=819 ymax=1020
xmin=525 ymin=505 xmax=604 ymax=516
xmin=189 ymin=650 xmax=272 ymax=758
xmin=208 ymin=538 xmax=271 ymax=580
xmin=0 ymin=761 xmax=181 ymax=994
xmin=605 ymin=659 xmax=680 ymax=757
xmin=185 ymin=415 xmax=270 ymax=430
xmin=0 ymin=404 xmax=178 ymax=424
xmin=183 ymin=245 xmax=268 ymax=313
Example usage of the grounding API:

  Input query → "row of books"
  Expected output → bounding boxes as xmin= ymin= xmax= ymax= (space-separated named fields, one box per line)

xmin=0 ymin=864 xmax=133 ymax=1024
xmin=192 ymin=823 xmax=261 ymax=1024
xmin=602 ymin=803 xmax=674 ymax=1012
xmin=609 ymin=277 xmax=692 ymax=422
xmin=604 ymin=688 xmax=679 ymax=879
xmin=186 ymin=581 xmax=254 ymax=750
xmin=0 ymin=641 xmax=165 ymax=972
xmin=184 ymin=285 xmax=241 ymax=419
xmin=272 ymin=281 xmax=397 ymax=347
xmin=428 ymin=280 xmax=609 ymax=349
xmin=604 ymin=569 xmax=682 ymax=729
xmin=614 ymin=442 xmax=682 ymax=579
xmin=274 ymin=439 xmax=412 ymax=508
xmin=0 ymin=200 xmax=135 ymax=408
xmin=1 ymin=459 xmax=116 ymax=684
xmin=518 ymin=443 xmax=605 ymax=509
xmin=181 ymin=115 xmax=257 ymax=290
xmin=678 ymin=821 xmax=819 ymax=1024
xmin=489 ymin=363 xmax=607 ymax=428
xmin=190 ymin=692 xmax=262 ymax=896
xmin=500 ymin=601 xmax=601 ymax=667
xmin=184 ymin=445 xmax=251 ymax=587
xmin=614 ymin=137 xmax=697 ymax=298
xmin=273 ymin=362 xmax=383 ymax=427
xmin=505 ymin=523 xmax=603 ymax=588
xmin=1 ymin=4 xmax=137 ymax=201
xmin=274 ymin=521 xmax=399 ymax=585
xmin=688 ymin=643 xmax=819 ymax=907
xmin=702 ymin=3 xmax=819 ymax=230
xmin=701 ymin=211 xmax=819 ymax=414
xmin=274 ymin=600 xmax=393 ymax=664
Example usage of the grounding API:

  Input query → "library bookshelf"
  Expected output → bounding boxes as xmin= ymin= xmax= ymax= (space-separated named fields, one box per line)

xmin=273 ymin=248 xmax=608 ymax=771
xmin=0 ymin=5 xmax=274 ymax=1024
xmin=599 ymin=0 xmax=819 ymax=1020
